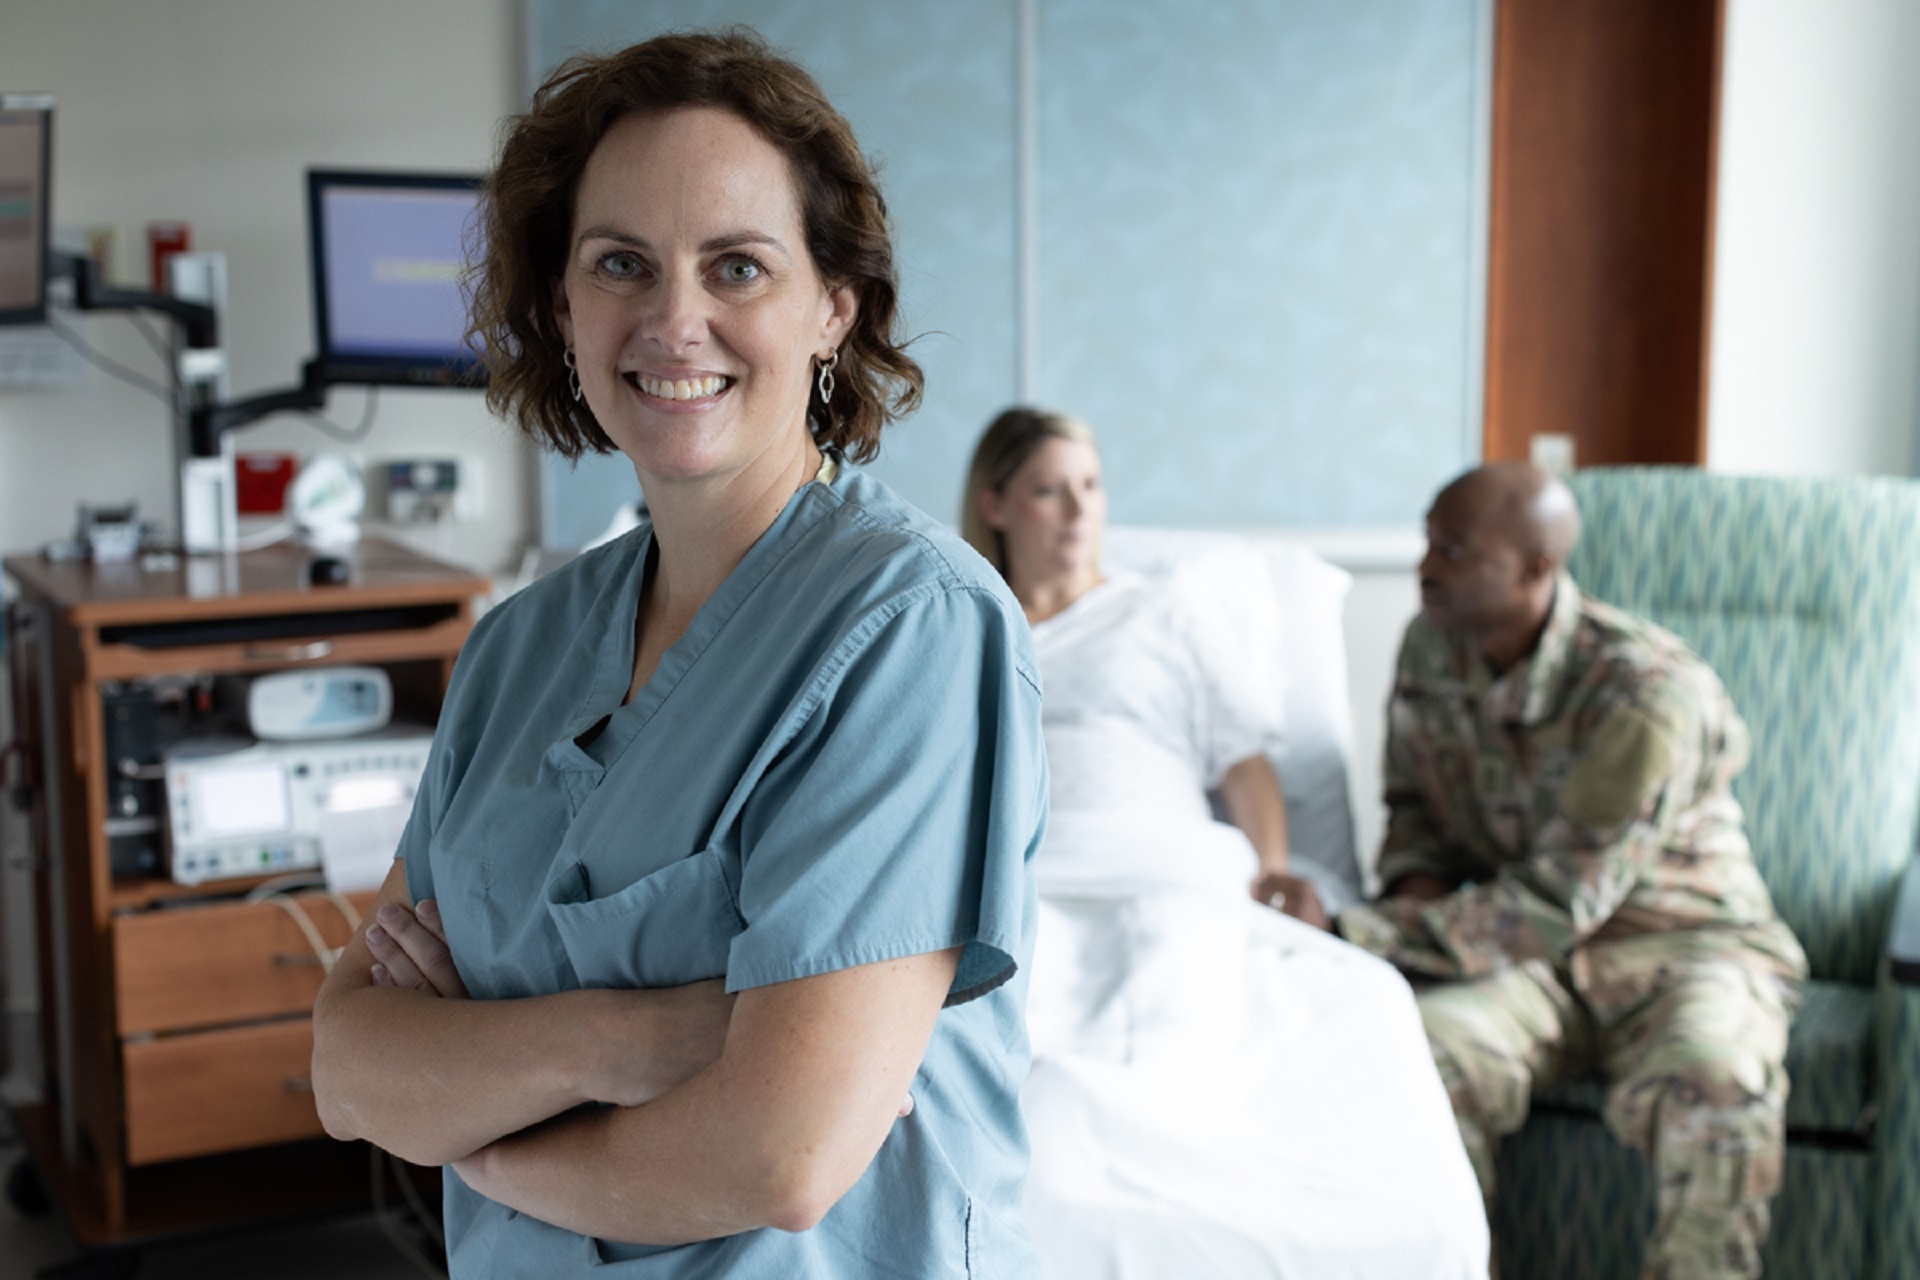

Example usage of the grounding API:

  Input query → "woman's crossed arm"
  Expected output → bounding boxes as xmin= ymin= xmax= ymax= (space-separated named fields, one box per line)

xmin=311 ymin=858 xmax=956 ymax=1243
xmin=312 ymin=859 xmax=731 ymax=1166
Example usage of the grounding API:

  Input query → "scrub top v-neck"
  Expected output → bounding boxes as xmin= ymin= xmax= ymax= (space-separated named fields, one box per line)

xmin=400 ymin=464 xmax=1048 ymax=1277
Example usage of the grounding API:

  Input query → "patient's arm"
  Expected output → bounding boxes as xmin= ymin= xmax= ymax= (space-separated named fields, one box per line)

xmin=1219 ymin=754 xmax=1289 ymax=871
xmin=311 ymin=859 xmax=733 ymax=1166
xmin=1221 ymin=755 xmax=1328 ymax=928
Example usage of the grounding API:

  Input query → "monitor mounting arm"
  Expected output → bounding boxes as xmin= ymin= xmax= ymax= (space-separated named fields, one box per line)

xmin=54 ymin=251 xmax=332 ymax=553
xmin=57 ymin=251 xmax=218 ymax=350
xmin=191 ymin=359 xmax=328 ymax=454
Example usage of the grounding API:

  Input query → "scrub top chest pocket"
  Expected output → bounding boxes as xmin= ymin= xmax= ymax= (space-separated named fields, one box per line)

xmin=545 ymin=845 xmax=741 ymax=989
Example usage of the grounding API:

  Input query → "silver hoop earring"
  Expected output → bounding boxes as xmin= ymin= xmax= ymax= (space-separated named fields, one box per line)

xmin=564 ymin=348 xmax=582 ymax=403
xmin=816 ymin=349 xmax=838 ymax=407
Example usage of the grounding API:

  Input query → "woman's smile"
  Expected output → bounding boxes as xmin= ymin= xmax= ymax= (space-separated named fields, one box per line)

xmin=629 ymin=371 xmax=733 ymax=404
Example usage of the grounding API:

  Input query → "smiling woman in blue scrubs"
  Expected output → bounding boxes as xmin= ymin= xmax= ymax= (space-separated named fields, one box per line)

xmin=310 ymin=31 xmax=1047 ymax=1278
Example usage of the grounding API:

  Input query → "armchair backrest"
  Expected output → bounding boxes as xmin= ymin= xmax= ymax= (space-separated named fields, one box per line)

xmin=1566 ymin=468 xmax=1920 ymax=984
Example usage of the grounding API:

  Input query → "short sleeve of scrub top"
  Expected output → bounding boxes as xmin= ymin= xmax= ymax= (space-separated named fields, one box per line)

xmin=723 ymin=580 xmax=1044 ymax=1002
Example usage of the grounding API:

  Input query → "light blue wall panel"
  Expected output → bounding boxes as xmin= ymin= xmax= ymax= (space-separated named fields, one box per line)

xmin=527 ymin=0 xmax=1488 ymax=546
xmin=1036 ymin=0 xmax=1486 ymax=527
xmin=528 ymin=0 xmax=1019 ymax=546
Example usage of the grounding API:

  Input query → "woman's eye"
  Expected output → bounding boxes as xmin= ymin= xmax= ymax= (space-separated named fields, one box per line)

xmin=595 ymin=251 xmax=644 ymax=279
xmin=716 ymin=256 xmax=763 ymax=284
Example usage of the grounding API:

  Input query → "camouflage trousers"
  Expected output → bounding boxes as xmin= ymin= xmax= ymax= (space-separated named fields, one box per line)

xmin=1416 ymin=926 xmax=1804 ymax=1280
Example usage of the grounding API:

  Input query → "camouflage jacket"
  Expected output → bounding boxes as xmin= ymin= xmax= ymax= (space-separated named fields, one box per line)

xmin=1339 ymin=575 xmax=1802 ymax=984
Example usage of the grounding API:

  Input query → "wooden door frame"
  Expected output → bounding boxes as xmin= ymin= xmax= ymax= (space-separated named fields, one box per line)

xmin=1483 ymin=0 xmax=1725 ymax=468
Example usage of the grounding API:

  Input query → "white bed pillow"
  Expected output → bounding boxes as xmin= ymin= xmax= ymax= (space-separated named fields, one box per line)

xmin=1102 ymin=526 xmax=1360 ymax=909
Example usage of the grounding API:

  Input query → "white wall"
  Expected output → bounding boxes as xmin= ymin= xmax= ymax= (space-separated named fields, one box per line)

xmin=0 ymin=0 xmax=528 ymax=574
xmin=1707 ymin=0 xmax=1920 ymax=476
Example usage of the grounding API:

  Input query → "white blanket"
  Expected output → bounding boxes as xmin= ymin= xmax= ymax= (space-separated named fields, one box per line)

xmin=1023 ymin=812 xmax=1489 ymax=1279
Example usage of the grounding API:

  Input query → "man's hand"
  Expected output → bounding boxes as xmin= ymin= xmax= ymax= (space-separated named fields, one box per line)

xmin=1385 ymin=872 xmax=1453 ymax=903
xmin=1250 ymin=870 xmax=1330 ymax=931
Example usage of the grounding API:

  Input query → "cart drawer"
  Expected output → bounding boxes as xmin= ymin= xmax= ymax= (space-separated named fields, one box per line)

xmin=123 ymin=1019 xmax=324 ymax=1165
xmin=114 ymin=892 xmax=374 ymax=1035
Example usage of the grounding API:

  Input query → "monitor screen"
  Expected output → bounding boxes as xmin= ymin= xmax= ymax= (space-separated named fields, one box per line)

xmin=307 ymin=168 xmax=485 ymax=387
xmin=0 ymin=93 xmax=53 ymax=327
xmin=192 ymin=760 xmax=291 ymax=839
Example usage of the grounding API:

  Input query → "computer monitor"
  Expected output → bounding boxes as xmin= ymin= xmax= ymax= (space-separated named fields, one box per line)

xmin=0 ymin=93 xmax=54 ymax=327
xmin=306 ymin=168 xmax=485 ymax=388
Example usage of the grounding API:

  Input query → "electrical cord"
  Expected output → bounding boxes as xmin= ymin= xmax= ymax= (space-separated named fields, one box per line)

xmin=43 ymin=313 xmax=172 ymax=402
xmin=372 ymin=1143 xmax=449 ymax=1279
xmin=301 ymin=387 xmax=379 ymax=443
xmin=244 ymin=871 xmax=328 ymax=901
xmin=256 ymin=884 xmax=446 ymax=1279
xmin=255 ymin=880 xmax=365 ymax=973
xmin=232 ymin=521 xmax=297 ymax=552
xmin=260 ymin=891 xmax=362 ymax=976
xmin=43 ymin=312 xmax=385 ymax=442
xmin=390 ymin=1149 xmax=445 ymax=1249
xmin=127 ymin=310 xmax=174 ymax=364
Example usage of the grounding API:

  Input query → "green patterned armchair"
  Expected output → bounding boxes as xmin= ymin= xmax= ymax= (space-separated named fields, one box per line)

xmin=1493 ymin=468 xmax=1920 ymax=1279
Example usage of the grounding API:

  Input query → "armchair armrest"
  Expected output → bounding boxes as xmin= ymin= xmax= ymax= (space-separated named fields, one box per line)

xmin=1887 ymin=858 xmax=1920 ymax=986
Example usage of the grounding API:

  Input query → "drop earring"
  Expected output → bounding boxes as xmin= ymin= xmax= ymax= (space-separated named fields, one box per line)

xmin=564 ymin=349 xmax=582 ymax=403
xmin=816 ymin=349 xmax=838 ymax=406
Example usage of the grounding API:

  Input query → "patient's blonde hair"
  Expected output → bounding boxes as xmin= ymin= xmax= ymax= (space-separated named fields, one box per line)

xmin=962 ymin=406 xmax=1100 ymax=576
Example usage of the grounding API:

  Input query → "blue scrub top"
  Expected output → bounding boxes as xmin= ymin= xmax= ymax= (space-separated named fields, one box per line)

xmin=401 ymin=465 xmax=1047 ymax=1278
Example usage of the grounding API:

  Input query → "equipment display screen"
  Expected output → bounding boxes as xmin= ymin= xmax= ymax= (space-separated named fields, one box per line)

xmin=0 ymin=95 xmax=53 ymax=326
xmin=308 ymin=169 xmax=483 ymax=386
xmin=192 ymin=760 xmax=291 ymax=838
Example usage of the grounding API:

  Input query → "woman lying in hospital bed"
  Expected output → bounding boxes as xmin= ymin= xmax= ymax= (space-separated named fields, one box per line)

xmin=964 ymin=408 xmax=1489 ymax=1279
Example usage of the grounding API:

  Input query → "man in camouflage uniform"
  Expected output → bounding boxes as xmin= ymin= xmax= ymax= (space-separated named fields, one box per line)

xmin=1335 ymin=462 xmax=1806 ymax=1279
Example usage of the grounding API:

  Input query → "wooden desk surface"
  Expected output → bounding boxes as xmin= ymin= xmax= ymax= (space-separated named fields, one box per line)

xmin=3 ymin=538 xmax=492 ymax=626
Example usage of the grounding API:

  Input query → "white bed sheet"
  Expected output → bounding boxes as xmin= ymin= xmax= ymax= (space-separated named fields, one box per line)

xmin=1023 ymin=812 xmax=1489 ymax=1279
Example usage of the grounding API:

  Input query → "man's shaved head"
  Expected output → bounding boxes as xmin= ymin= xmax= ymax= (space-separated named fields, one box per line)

xmin=1419 ymin=461 xmax=1583 ymax=669
xmin=1434 ymin=461 xmax=1581 ymax=569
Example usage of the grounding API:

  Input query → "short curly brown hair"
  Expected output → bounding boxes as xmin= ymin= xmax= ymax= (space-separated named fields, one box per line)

xmin=467 ymin=27 xmax=923 ymax=463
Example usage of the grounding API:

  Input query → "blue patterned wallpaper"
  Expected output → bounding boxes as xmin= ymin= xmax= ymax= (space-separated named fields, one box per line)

xmin=528 ymin=0 xmax=1486 ymax=546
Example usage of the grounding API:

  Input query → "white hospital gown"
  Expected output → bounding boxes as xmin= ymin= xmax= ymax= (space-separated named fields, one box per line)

xmin=1023 ymin=573 xmax=1489 ymax=1279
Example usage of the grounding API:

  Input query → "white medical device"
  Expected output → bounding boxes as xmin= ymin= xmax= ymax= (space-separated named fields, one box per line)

xmin=246 ymin=665 xmax=392 ymax=740
xmin=162 ymin=726 xmax=432 ymax=885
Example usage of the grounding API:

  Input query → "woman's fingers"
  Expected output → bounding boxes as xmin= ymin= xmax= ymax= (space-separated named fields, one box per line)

xmin=365 ymin=901 xmax=470 ymax=998
xmin=416 ymin=897 xmax=451 ymax=945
